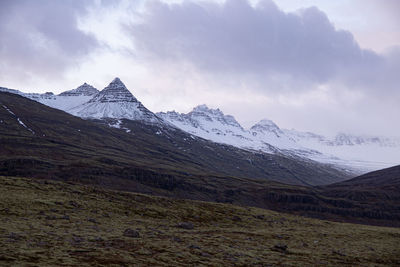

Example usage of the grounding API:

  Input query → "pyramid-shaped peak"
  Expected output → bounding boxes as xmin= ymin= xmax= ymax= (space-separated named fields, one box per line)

xmin=110 ymin=77 xmax=124 ymax=85
xmin=90 ymin=78 xmax=137 ymax=103
xmin=59 ymin=82 xmax=99 ymax=96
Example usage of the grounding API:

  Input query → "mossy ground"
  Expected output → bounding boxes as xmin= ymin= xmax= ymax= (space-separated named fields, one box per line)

xmin=0 ymin=176 xmax=399 ymax=266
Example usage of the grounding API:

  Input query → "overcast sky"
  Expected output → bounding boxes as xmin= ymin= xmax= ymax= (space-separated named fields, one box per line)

xmin=0 ymin=0 xmax=399 ymax=137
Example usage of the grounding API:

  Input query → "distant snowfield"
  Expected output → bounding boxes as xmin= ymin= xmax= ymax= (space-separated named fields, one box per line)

xmin=305 ymin=143 xmax=399 ymax=171
xmin=1 ymin=81 xmax=399 ymax=174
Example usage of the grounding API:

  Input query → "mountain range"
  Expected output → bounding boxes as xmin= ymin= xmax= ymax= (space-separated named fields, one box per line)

xmin=0 ymin=89 xmax=347 ymax=187
xmin=2 ymin=78 xmax=398 ymax=174
xmin=1 ymin=79 xmax=400 ymax=226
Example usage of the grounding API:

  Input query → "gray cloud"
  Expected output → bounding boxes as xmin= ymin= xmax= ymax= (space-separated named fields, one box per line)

xmin=127 ymin=0 xmax=398 ymax=94
xmin=0 ymin=0 xmax=98 ymax=81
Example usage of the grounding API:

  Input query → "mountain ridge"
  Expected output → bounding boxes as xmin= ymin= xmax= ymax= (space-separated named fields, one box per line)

xmin=0 ymin=91 xmax=348 ymax=186
xmin=159 ymin=105 xmax=400 ymax=173
xmin=1 ymin=80 xmax=399 ymax=173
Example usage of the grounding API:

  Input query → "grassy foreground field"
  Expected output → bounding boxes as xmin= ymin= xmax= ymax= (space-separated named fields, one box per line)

xmin=0 ymin=176 xmax=399 ymax=266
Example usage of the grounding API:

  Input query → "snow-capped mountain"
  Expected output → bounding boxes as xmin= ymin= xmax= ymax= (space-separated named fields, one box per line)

xmin=58 ymin=83 xmax=99 ymax=97
xmin=1 ymin=79 xmax=162 ymax=124
xmin=2 ymin=82 xmax=399 ymax=174
xmin=159 ymin=105 xmax=400 ymax=173
xmin=0 ymin=87 xmax=24 ymax=95
xmin=250 ymin=119 xmax=300 ymax=150
xmin=158 ymin=105 xmax=246 ymax=140
xmin=1 ymin=84 xmax=98 ymax=111
xmin=69 ymin=78 xmax=161 ymax=123
xmin=157 ymin=104 xmax=302 ymax=153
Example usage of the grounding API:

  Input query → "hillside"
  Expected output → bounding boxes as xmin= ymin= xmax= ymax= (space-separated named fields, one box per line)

xmin=0 ymin=176 xmax=399 ymax=266
xmin=0 ymin=91 xmax=348 ymax=186
xmin=326 ymin=164 xmax=400 ymax=188
xmin=319 ymin=165 xmax=400 ymax=219
xmin=2 ymin=92 xmax=400 ymax=226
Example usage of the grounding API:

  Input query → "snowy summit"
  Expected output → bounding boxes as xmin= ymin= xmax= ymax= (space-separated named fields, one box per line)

xmin=69 ymin=78 xmax=161 ymax=123
xmin=59 ymin=83 xmax=99 ymax=97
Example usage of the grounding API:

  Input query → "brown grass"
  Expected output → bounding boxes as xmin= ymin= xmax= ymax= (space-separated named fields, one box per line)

xmin=0 ymin=176 xmax=399 ymax=266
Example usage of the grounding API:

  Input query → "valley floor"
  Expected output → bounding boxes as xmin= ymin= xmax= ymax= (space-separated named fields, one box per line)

xmin=0 ymin=176 xmax=399 ymax=266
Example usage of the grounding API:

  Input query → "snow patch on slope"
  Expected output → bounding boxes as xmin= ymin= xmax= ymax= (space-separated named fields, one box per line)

xmin=2 ymin=104 xmax=35 ymax=134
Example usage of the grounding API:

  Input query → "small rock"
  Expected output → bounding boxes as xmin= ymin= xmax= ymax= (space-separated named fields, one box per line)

xmin=90 ymin=236 xmax=104 ymax=242
xmin=7 ymin=232 xmax=23 ymax=240
xmin=61 ymin=215 xmax=70 ymax=220
xmin=94 ymin=236 xmax=104 ymax=242
xmin=254 ymin=214 xmax=265 ymax=220
xmin=177 ymin=222 xmax=194 ymax=230
xmin=123 ymin=228 xmax=140 ymax=238
xmin=172 ymin=236 xmax=182 ymax=243
xmin=71 ymin=236 xmax=85 ymax=244
xmin=188 ymin=244 xmax=201 ymax=250
xmin=36 ymin=241 xmax=49 ymax=247
xmin=232 ymin=216 xmax=242 ymax=222
xmin=69 ymin=200 xmax=79 ymax=208
xmin=87 ymin=218 xmax=97 ymax=223
xmin=272 ymin=244 xmax=288 ymax=253
xmin=332 ymin=249 xmax=346 ymax=256
xmin=150 ymin=228 xmax=164 ymax=234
